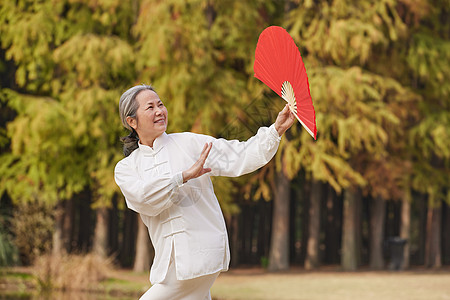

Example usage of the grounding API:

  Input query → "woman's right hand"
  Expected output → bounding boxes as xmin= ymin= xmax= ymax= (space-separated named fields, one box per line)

xmin=182 ymin=142 xmax=213 ymax=183
xmin=274 ymin=104 xmax=296 ymax=136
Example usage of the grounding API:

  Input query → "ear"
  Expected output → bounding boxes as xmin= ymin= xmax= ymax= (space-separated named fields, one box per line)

xmin=126 ymin=116 xmax=137 ymax=130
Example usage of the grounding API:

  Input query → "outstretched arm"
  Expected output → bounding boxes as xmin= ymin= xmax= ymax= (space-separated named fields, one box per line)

xmin=202 ymin=105 xmax=295 ymax=177
xmin=178 ymin=105 xmax=296 ymax=179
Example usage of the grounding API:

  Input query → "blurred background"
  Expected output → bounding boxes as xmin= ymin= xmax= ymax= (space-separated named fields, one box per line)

xmin=0 ymin=0 xmax=449 ymax=298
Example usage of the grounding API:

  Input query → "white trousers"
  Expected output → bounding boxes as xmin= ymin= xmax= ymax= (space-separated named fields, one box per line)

xmin=139 ymin=257 xmax=220 ymax=300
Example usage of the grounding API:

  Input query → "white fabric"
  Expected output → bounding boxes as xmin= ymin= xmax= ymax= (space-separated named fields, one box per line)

xmin=139 ymin=248 xmax=219 ymax=300
xmin=114 ymin=124 xmax=281 ymax=284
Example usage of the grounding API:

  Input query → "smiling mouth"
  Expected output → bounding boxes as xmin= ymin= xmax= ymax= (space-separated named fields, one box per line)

xmin=154 ymin=119 xmax=165 ymax=124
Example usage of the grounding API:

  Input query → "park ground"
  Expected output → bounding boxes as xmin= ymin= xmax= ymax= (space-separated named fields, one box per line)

xmin=2 ymin=266 xmax=450 ymax=300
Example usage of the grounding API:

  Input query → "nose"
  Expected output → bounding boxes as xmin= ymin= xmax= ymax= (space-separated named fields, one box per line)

xmin=155 ymin=106 xmax=163 ymax=115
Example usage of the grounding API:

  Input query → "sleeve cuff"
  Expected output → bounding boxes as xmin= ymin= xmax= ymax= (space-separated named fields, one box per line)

xmin=269 ymin=124 xmax=282 ymax=141
xmin=173 ymin=172 xmax=184 ymax=187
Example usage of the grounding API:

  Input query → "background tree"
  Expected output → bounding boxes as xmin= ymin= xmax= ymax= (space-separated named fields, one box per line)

xmin=0 ymin=0 xmax=136 ymax=258
xmin=405 ymin=0 xmax=450 ymax=268
xmin=285 ymin=0 xmax=419 ymax=270
xmin=0 ymin=0 xmax=449 ymax=272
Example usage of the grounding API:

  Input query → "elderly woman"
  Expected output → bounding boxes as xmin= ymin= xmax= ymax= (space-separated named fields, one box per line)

xmin=114 ymin=84 xmax=295 ymax=300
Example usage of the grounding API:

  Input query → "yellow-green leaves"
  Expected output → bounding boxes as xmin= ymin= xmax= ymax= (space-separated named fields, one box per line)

xmin=288 ymin=0 xmax=406 ymax=66
xmin=0 ymin=0 xmax=135 ymax=207
xmin=0 ymin=0 xmax=449 ymax=210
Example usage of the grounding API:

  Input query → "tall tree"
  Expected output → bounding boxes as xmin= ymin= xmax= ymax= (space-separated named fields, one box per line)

xmin=341 ymin=187 xmax=360 ymax=271
xmin=405 ymin=0 xmax=450 ymax=268
xmin=286 ymin=0 xmax=426 ymax=270
xmin=425 ymin=203 xmax=442 ymax=268
xmin=134 ymin=216 xmax=153 ymax=272
xmin=400 ymin=178 xmax=412 ymax=269
xmin=304 ymin=179 xmax=322 ymax=270
xmin=93 ymin=207 xmax=108 ymax=258
xmin=369 ymin=195 xmax=385 ymax=269
xmin=0 ymin=0 xmax=137 ymax=257
xmin=268 ymin=171 xmax=290 ymax=271
xmin=1 ymin=0 xmax=448 ymax=269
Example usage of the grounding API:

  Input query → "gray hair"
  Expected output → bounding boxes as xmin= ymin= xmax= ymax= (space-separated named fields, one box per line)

xmin=119 ymin=84 xmax=156 ymax=156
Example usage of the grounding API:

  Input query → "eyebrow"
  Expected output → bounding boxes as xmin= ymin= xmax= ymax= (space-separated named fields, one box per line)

xmin=145 ymin=99 xmax=162 ymax=105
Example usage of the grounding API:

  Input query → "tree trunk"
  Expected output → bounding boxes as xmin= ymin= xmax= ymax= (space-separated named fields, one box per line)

xmin=76 ymin=188 xmax=92 ymax=253
xmin=325 ymin=185 xmax=341 ymax=264
xmin=230 ymin=214 xmax=240 ymax=267
xmin=300 ymin=180 xmax=311 ymax=264
xmin=258 ymin=199 xmax=271 ymax=266
xmin=369 ymin=195 xmax=385 ymax=270
xmin=305 ymin=179 xmax=322 ymax=270
xmin=289 ymin=189 xmax=301 ymax=265
xmin=355 ymin=190 xmax=363 ymax=266
xmin=443 ymin=202 xmax=450 ymax=265
xmin=341 ymin=187 xmax=360 ymax=271
xmin=93 ymin=207 xmax=109 ymax=257
xmin=417 ymin=195 xmax=427 ymax=265
xmin=268 ymin=171 xmax=290 ymax=271
xmin=425 ymin=203 xmax=442 ymax=268
xmin=248 ymin=204 xmax=256 ymax=263
xmin=109 ymin=195 xmax=119 ymax=256
xmin=53 ymin=199 xmax=73 ymax=255
xmin=400 ymin=191 xmax=411 ymax=269
xmin=119 ymin=209 xmax=137 ymax=268
xmin=63 ymin=197 xmax=74 ymax=252
xmin=242 ymin=205 xmax=253 ymax=263
xmin=52 ymin=202 xmax=64 ymax=256
xmin=134 ymin=216 xmax=153 ymax=272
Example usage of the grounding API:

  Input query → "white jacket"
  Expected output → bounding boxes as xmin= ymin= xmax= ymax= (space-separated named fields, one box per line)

xmin=114 ymin=124 xmax=281 ymax=284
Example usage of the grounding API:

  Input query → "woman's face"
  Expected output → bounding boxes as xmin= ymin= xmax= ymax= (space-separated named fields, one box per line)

xmin=127 ymin=89 xmax=168 ymax=145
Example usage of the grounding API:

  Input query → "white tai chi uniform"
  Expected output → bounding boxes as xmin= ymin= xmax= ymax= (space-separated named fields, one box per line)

xmin=114 ymin=125 xmax=281 ymax=299
xmin=139 ymin=246 xmax=220 ymax=300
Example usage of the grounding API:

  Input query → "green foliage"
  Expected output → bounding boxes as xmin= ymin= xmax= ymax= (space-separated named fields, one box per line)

xmin=287 ymin=0 xmax=407 ymax=67
xmin=277 ymin=3 xmax=403 ymax=194
xmin=133 ymin=0 xmax=273 ymax=135
xmin=0 ymin=0 xmax=449 ymax=215
xmin=132 ymin=0 xmax=279 ymax=210
xmin=0 ymin=0 xmax=135 ymax=209
xmin=281 ymin=0 xmax=449 ymax=203
xmin=0 ymin=90 xmax=89 ymax=203
xmin=53 ymin=35 xmax=136 ymax=90
xmin=0 ymin=215 xmax=19 ymax=267
xmin=407 ymin=33 xmax=450 ymax=97
xmin=402 ymin=1 xmax=450 ymax=204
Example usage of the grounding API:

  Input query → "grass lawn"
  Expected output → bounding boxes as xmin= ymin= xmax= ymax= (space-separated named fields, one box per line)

xmin=211 ymin=268 xmax=450 ymax=300
xmin=2 ymin=267 xmax=450 ymax=299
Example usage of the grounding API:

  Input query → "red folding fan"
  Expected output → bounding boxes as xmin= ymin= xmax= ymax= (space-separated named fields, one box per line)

xmin=254 ymin=26 xmax=317 ymax=140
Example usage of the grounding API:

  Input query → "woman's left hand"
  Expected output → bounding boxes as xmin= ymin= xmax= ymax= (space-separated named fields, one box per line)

xmin=274 ymin=104 xmax=296 ymax=136
xmin=182 ymin=142 xmax=212 ymax=183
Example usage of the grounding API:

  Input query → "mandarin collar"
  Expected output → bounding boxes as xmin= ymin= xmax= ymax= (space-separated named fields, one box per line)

xmin=138 ymin=132 xmax=169 ymax=155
